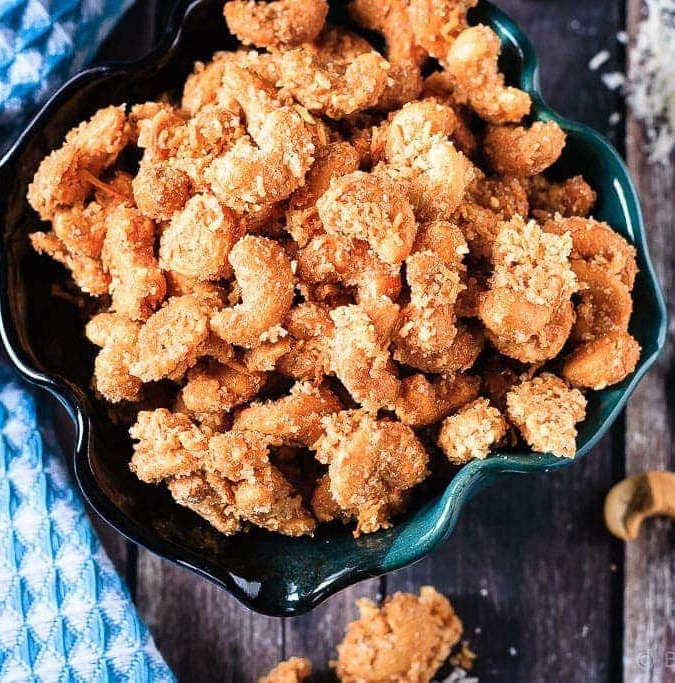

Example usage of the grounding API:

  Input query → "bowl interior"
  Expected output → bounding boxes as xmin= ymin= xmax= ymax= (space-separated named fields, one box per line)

xmin=0 ymin=0 xmax=666 ymax=615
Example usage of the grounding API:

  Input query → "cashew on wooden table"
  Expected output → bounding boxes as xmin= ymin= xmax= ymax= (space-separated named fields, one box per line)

xmin=604 ymin=471 xmax=675 ymax=541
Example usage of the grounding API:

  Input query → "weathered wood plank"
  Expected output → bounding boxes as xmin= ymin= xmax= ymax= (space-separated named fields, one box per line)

xmin=135 ymin=552 xmax=284 ymax=681
xmin=389 ymin=451 xmax=624 ymax=682
xmin=624 ymin=3 xmax=675 ymax=681
xmin=389 ymin=2 xmax=626 ymax=681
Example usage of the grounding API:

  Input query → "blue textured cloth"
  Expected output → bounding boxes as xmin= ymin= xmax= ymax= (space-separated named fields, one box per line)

xmin=0 ymin=1 xmax=177 ymax=680
xmin=0 ymin=0 xmax=135 ymax=151
xmin=0 ymin=365 xmax=175 ymax=681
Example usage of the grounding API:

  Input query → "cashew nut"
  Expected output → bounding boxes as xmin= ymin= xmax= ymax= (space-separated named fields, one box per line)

xmin=210 ymin=235 xmax=295 ymax=348
xmin=604 ymin=471 xmax=675 ymax=541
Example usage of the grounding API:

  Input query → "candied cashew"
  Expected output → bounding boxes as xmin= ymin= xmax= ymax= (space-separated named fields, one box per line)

xmin=329 ymin=304 xmax=401 ymax=412
xmin=182 ymin=52 xmax=233 ymax=114
xmin=167 ymin=473 xmax=241 ymax=535
xmin=349 ymin=0 xmax=427 ymax=67
xmin=394 ymin=321 xmax=484 ymax=373
xmin=224 ymin=0 xmax=328 ymax=49
xmin=412 ymin=220 xmax=469 ymax=267
xmin=479 ymin=216 xmax=577 ymax=342
xmin=335 ymin=587 xmax=462 ymax=683
xmin=468 ymin=173 xmax=530 ymax=218
xmin=181 ymin=358 xmax=265 ymax=416
xmin=207 ymin=429 xmax=316 ymax=536
xmin=132 ymin=163 xmax=191 ymax=221
xmin=486 ymin=299 xmax=575 ymax=364
xmin=85 ymin=313 xmax=142 ymax=403
xmin=571 ymin=260 xmax=632 ymax=342
xmin=384 ymin=101 xmax=475 ymax=221
xmin=506 ymin=372 xmax=587 ymax=458
xmin=408 ymin=0 xmax=477 ymax=60
xmin=524 ymin=174 xmax=597 ymax=220
xmin=484 ymin=121 xmax=567 ymax=176
xmin=210 ymin=235 xmax=295 ymax=348
xmin=165 ymin=271 xmax=227 ymax=303
xmin=233 ymin=382 xmax=342 ymax=446
xmin=205 ymin=66 xmax=315 ymax=212
xmin=101 ymin=205 xmax=166 ymax=320
xmin=29 ymin=231 xmax=110 ymax=296
xmin=445 ymin=25 xmax=531 ymax=124
xmin=384 ymin=99 xmax=460 ymax=165
xmin=563 ymin=329 xmax=641 ymax=390
xmin=348 ymin=0 xmax=426 ymax=109
xmin=129 ymin=408 xmax=210 ymax=483
xmin=159 ymin=194 xmax=242 ymax=281
xmin=314 ymin=410 xmax=429 ymax=535
xmin=543 ymin=216 xmax=638 ymax=290
xmin=276 ymin=303 xmax=335 ymax=383
xmin=316 ymin=170 xmax=417 ymax=264
xmin=258 ymin=657 xmax=312 ymax=683
xmin=131 ymin=294 xmax=218 ymax=382
xmin=286 ymin=141 xmax=360 ymax=247
xmin=27 ymin=105 xmax=130 ymax=220
xmin=393 ymin=250 xmax=464 ymax=362
xmin=604 ymin=471 xmax=675 ymax=541
xmin=277 ymin=28 xmax=390 ymax=119
xmin=438 ymin=397 xmax=506 ymax=464
xmin=395 ymin=372 xmax=481 ymax=428
xmin=297 ymin=234 xmax=403 ymax=318
xmin=52 ymin=201 xmax=108 ymax=259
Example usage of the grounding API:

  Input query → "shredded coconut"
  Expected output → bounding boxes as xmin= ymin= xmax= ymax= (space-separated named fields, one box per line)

xmin=601 ymin=71 xmax=626 ymax=91
xmin=627 ymin=0 xmax=675 ymax=162
xmin=589 ymin=50 xmax=610 ymax=71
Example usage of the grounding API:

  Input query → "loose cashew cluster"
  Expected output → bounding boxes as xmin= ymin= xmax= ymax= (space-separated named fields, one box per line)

xmin=26 ymin=0 xmax=643 ymax=538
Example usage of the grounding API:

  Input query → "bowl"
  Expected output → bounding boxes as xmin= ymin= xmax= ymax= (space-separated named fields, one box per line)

xmin=0 ymin=0 xmax=666 ymax=616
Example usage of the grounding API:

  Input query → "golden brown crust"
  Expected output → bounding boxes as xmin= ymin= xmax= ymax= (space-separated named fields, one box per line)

xmin=28 ymin=105 xmax=130 ymax=220
xmin=543 ymin=216 xmax=638 ymax=290
xmin=437 ymin=397 xmax=507 ymax=464
xmin=395 ymin=373 xmax=481 ymax=428
xmin=233 ymin=381 xmax=342 ymax=446
xmin=335 ymin=586 xmax=463 ymax=682
xmin=27 ymin=4 xmax=641 ymax=538
xmin=101 ymin=205 xmax=166 ymax=320
xmin=224 ymin=0 xmax=328 ymax=49
xmin=445 ymin=25 xmax=530 ymax=123
xmin=210 ymin=235 xmax=295 ymax=348
xmin=524 ymin=174 xmax=597 ymax=220
xmin=86 ymin=313 xmax=143 ymax=403
xmin=315 ymin=410 xmax=429 ymax=535
xmin=258 ymin=657 xmax=312 ymax=683
xmin=277 ymin=28 xmax=391 ymax=119
xmin=563 ymin=330 xmax=641 ymax=390
xmin=131 ymin=294 xmax=218 ymax=382
xmin=484 ymin=121 xmax=566 ymax=176
xmin=408 ymin=0 xmax=477 ymax=60
xmin=506 ymin=373 xmax=587 ymax=458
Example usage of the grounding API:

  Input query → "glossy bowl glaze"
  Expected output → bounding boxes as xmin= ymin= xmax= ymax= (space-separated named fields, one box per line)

xmin=0 ymin=0 xmax=666 ymax=616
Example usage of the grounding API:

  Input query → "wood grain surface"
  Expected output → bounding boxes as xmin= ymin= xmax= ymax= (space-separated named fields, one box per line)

xmin=89 ymin=1 xmax=673 ymax=681
xmin=624 ymin=2 xmax=675 ymax=682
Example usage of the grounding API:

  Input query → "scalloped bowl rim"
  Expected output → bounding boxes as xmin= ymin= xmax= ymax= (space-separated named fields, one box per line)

xmin=0 ymin=0 xmax=667 ymax=615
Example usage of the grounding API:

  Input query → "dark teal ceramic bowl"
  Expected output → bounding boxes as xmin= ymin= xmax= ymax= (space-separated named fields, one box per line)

xmin=0 ymin=0 xmax=666 ymax=616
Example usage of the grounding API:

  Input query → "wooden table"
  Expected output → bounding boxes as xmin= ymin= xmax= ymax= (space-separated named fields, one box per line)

xmin=91 ymin=2 xmax=675 ymax=680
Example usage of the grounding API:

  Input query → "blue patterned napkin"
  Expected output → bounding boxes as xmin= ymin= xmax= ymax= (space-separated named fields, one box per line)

xmin=0 ymin=364 xmax=175 ymax=682
xmin=0 ymin=0 xmax=135 ymax=151
xmin=0 ymin=1 xmax=177 ymax=680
